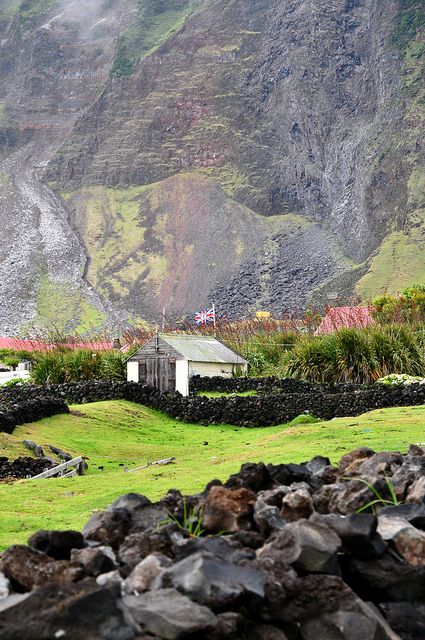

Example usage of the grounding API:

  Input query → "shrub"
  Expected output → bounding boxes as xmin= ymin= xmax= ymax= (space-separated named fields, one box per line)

xmin=284 ymin=336 xmax=331 ymax=383
xmin=99 ymin=352 xmax=127 ymax=381
xmin=30 ymin=350 xmax=127 ymax=384
xmin=240 ymin=331 xmax=298 ymax=375
xmin=284 ymin=325 xmax=425 ymax=384
xmin=31 ymin=352 xmax=68 ymax=384
xmin=371 ymin=284 xmax=425 ymax=325
xmin=2 ymin=356 xmax=20 ymax=370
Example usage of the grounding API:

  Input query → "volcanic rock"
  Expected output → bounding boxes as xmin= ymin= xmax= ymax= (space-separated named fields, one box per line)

xmin=28 ymin=529 xmax=84 ymax=560
xmin=157 ymin=551 xmax=266 ymax=609
xmin=82 ymin=507 xmax=131 ymax=549
xmin=379 ymin=602 xmax=425 ymax=640
xmin=203 ymin=485 xmax=256 ymax=533
xmin=1 ymin=545 xmax=85 ymax=591
xmin=337 ymin=448 xmax=375 ymax=475
xmin=258 ymin=520 xmax=341 ymax=574
xmin=125 ymin=553 xmax=172 ymax=594
xmin=391 ymin=455 xmax=425 ymax=499
xmin=123 ymin=588 xmax=217 ymax=639
xmin=311 ymin=512 xmax=387 ymax=560
xmin=379 ymin=503 xmax=425 ymax=529
xmin=377 ymin=516 xmax=425 ymax=566
xmin=0 ymin=581 xmax=134 ymax=640
xmin=0 ymin=571 xmax=10 ymax=599
xmin=406 ymin=476 xmax=425 ymax=504
xmin=118 ymin=526 xmax=179 ymax=569
xmin=225 ymin=462 xmax=272 ymax=492
xmin=70 ymin=546 xmax=117 ymax=577
xmin=281 ymin=487 xmax=314 ymax=522
xmin=349 ymin=555 xmax=425 ymax=602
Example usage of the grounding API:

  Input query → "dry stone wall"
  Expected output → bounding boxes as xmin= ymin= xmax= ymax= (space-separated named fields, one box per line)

xmin=1 ymin=380 xmax=425 ymax=433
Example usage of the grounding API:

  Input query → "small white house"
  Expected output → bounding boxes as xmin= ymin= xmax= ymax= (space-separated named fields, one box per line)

xmin=127 ymin=333 xmax=248 ymax=396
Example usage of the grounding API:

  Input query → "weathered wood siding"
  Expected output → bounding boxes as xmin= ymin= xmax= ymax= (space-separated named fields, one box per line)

xmin=128 ymin=336 xmax=182 ymax=392
xmin=137 ymin=357 xmax=176 ymax=393
xmin=131 ymin=336 xmax=182 ymax=360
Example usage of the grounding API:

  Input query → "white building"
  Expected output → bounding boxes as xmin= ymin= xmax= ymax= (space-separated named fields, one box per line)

xmin=127 ymin=333 xmax=248 ymax=396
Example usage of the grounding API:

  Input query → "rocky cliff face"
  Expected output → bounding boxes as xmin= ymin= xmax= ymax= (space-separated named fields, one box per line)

xmin=0 ymin=0 xmax=423 ymax=332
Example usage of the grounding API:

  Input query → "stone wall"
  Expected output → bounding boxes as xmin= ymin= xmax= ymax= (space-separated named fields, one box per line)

xmin=1 ymin=379 xmax=425 ymax=432
xmin=0 ymin=396 xmax=69 ymax=434
xmin=189 ymin=375 xmax=360 ymax=394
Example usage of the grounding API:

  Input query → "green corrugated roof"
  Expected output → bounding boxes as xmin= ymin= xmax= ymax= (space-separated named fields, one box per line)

xmin=133 ymin=334 xmax=247 ymax=364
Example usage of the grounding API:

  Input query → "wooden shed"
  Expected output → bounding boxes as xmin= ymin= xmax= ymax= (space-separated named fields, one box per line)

xmin=127 ymin=333 xmax=248 ymax=396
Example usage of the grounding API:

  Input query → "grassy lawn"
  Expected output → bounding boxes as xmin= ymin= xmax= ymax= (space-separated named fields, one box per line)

xmin=0 ymin=400 xmax=425 ymax=549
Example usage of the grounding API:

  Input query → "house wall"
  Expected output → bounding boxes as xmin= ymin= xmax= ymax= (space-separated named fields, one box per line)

xmin=176 ymin=360 xmax=189 ymax=396
xmin=188 ymin=361 xmax=247 ymax=379
xmin=127 ymin=361 xmax=139 ymax=383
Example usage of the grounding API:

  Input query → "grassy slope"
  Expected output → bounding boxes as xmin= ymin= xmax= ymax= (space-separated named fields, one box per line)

xmin=1 ymin=400 xmax=425 ymax=549
xmin=112 ymin=0 xmax=212 ymax=77
xmin=34 ymin=276 xmax=107 ymax=333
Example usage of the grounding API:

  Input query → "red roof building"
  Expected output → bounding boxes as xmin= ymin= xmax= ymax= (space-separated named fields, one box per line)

xmin=0 ymin=337 xmax=50 ymax=352
xmin=315 ymin=306 xmax=374 ymax=334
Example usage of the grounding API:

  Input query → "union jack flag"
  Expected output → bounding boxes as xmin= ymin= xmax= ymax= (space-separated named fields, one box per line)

xmin=194 ymin=307 xmax=216 ymax=325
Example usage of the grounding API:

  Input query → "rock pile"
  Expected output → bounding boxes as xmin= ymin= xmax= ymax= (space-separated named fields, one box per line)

xmin=2 ymin=445 xmax=425 ymax=638
xmin=0 ymin=456 xmax=55 ymax=480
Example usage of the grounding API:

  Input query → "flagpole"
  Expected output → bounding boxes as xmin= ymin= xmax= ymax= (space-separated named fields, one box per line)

xmin=212 ymin=303 xmax=216 ymax=337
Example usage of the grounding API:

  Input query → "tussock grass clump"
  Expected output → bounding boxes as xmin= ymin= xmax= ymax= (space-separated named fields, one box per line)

xmin=30 ymin=350 xmax=127 ymax=385
xmin=285 ymin=326 xmax=425 ymax=384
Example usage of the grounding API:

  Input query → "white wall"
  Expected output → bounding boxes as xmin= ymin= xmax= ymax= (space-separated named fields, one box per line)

xmin=127 ymin=361 xmax=139 ymax=383
xmin=188 ymin=361 xmax=247 ymax=378
xmin=176 ymin=359 xmax=189 ymax=396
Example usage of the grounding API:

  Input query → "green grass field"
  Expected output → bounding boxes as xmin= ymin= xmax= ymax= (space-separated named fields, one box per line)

xmin=0 ymin=400 xmax=425 ymax=550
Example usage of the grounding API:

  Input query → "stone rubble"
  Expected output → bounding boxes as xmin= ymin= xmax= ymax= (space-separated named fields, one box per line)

xmin=3 ymin=446 xmax=425 ymax=638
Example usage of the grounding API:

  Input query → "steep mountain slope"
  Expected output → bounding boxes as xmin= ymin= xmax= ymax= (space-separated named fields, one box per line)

xmin=0 ymin=0 xmax=423 ymax=331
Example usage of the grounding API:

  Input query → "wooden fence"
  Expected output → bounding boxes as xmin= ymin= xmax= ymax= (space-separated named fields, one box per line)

xmin=30 ymin=456 xmax=85 ymax=480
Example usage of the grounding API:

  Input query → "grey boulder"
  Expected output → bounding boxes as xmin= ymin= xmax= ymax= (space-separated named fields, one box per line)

xmin=157 ymin=551 xmax=266 ymax=609
xmin=258 ymin=519 xmax=341 ymax=574
xmin=123 ymin=587 xmax=217 ymax=639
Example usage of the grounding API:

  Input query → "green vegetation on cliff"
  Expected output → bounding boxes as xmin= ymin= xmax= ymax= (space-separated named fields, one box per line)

xmin=392 ymin=0 xmax=425 ymax=52
xmin=0 ymin=1 xmax=19 ymax=19
xmin=17 ymin=0 xmax=55 ymax=26
xmin=112 ymin=0 xmax=211 ymax=76
xmin=35 ymin=276 xmax=106 ymax=333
